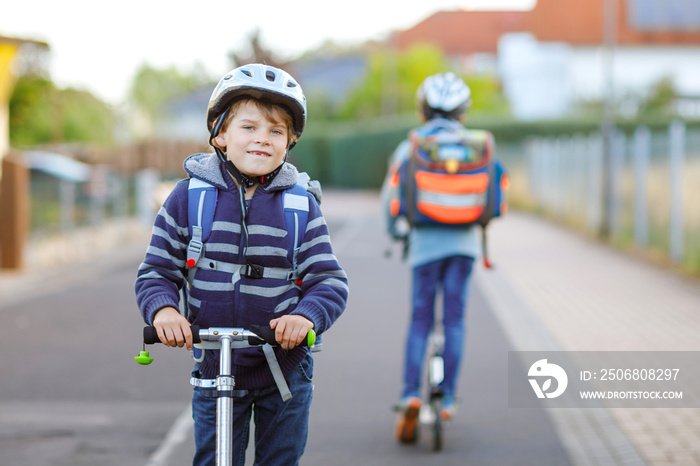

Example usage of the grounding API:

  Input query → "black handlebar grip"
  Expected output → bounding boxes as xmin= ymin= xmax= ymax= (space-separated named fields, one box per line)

xmin=248 ymin=324 xmax=316 ymax=347
xmin=249 ymin=324 xmax=278 ymax=345
xmin=143 ymin=326 xmax=160 ymax=345
xmin=143 ymin=325 xmax=201 ymax=344
xmin=190 ymin=325 xmax=201 ymax=343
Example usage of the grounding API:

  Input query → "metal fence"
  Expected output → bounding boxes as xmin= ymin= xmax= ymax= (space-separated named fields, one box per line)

xmin=28 ymin=168 xmax=162 ymax=237
xmin=24 ymin=138 xmax=204 ymax=239
xmin=21 ymin=123 xmax=700 ymax=273
xmin=500 ymin=120 xmax=700 ymax=272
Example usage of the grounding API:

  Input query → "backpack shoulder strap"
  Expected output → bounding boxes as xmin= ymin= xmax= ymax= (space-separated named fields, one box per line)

xmin=184 ymin=174 xmax=317 ymax=285
xmin=186 ymin=178 xmax=217 ymax=268
xmin=283 ymin=181 xmax=311 ymax=283
xmin=285 ymin=173 xmax=324 ymax=352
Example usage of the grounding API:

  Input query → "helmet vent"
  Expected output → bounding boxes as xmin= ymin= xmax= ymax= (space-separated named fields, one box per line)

xmin=207 ymin=64 xmax=307 ymax=136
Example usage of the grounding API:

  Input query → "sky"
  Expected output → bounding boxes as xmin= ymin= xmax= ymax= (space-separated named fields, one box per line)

xmin=2 ymin=0 xmax=535 ymax=106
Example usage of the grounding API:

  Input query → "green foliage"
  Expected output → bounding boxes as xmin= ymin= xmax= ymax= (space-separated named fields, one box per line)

xmin=637 ymin=76 xmax=677 ymax=118
xmin=574 ymin=75 xmax=680 ymax=120
xmin=337 ymin=44 xmax=510 ymax=120
xmin=128 ymin=62 xmax=212 ymax=121
xmin=464 ymin=75 xmax=510 ymax=116
xmin=293 ymin=115 xmax=419 ymax=188
xmin=293 ymin=114 xmax=700 ymax=190
xmin=9 ymin=74 xmax=53 ymax=146
xmin=338 ymin=44 xmax=449 ymax=119
xmin=305 ymin=90 xmax=338 ymax=123
xmin=60 ymin=88 xmax=115 ymax=143
xmin=9 ymin=74 xmax=115 ymax=147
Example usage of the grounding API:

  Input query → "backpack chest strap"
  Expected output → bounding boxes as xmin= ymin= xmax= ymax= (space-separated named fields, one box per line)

xmin=188 ymin=254 xmax=296 ymax=281
xmin=185 ymin=176 xmax=311 ymax=286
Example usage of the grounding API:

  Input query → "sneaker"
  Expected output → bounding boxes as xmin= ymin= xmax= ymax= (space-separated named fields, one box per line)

xmin=440 ymin=397 xmax=456 ymax=420
xmin=395 ymin=397 xmax=422 ymax=444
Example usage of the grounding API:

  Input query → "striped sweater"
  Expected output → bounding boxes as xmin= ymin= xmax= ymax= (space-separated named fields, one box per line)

xmin=135 ymin=153 xmax=348 ymax=388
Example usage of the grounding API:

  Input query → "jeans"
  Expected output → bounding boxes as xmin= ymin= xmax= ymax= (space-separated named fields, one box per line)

xmin=192 ymin=352 xmax=314 ymax=466
xmin=402 ymin=255 xmax=474 ymax=400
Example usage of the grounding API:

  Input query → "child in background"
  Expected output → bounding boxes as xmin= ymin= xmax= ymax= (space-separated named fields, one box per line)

xmin=381 ymin=72 xmax=479 ymax=444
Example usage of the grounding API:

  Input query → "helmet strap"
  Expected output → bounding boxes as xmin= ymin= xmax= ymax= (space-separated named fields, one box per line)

xmin=221 ymin=159 xmax=284 ymax=190
xmin=209 ymin=104 xmax=291 ymax=190
xmin=209 ymin=105 xmax=231 ymax=142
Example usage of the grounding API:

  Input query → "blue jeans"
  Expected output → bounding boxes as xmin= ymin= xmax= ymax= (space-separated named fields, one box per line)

xmin=402 ymin=255 xmax=474 ymax=400
xmin=192 ymin=352 xmax=314 ymax=466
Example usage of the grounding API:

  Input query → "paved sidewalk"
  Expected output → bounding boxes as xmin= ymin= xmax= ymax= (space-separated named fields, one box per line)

xmin=478 ymin=211 xmax=700 ymax=466
xmin=0 ymin=218 xmax=150 ymax=308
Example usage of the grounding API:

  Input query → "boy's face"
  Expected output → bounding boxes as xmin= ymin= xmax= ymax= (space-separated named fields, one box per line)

xmin=214 ymin=100 xmax=289 ymax=178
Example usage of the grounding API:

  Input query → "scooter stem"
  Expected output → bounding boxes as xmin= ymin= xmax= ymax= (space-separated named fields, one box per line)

xmin=216 ymin=335 xmax=234 ymax=466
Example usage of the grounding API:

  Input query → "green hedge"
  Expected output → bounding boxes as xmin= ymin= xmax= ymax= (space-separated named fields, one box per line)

xmin=290 ymin=116 xmax=418 ymax=189
xmin=289 ymin=114 xmax=700 ymax=189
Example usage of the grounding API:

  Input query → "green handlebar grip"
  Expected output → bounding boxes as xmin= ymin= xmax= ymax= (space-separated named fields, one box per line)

xmin=307 ymin=329 xmax=316 ymax=347
xmin=134 ymin=350 xmax=154 ymax=365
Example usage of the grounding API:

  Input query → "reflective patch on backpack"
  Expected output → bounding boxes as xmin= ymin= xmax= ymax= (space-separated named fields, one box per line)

xmin=283 ymin=193 xmax=309 ymax=212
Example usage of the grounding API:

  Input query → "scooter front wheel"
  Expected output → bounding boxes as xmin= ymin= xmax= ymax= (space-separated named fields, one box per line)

xmin=430 ymin=397 xmax=443 ymax=452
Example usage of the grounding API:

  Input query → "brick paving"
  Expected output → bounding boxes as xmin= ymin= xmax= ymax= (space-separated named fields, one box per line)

xmin=482 ymin=210 xmax=700 ymax=466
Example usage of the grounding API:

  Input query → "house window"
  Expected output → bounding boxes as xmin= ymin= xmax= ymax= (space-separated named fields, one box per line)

xmin=628 ymin=0 xmax=700 ymax=31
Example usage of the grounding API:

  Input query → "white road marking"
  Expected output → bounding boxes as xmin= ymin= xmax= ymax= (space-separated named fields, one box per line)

xmin=145 ymin=404 xmax=193 ymax=466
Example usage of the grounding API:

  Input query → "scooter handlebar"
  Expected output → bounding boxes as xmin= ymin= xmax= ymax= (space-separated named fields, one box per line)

xmin=142 ymin=324 xmax=315 ymax=348
xmin=142 ymin=325 xmax=201 ymax=345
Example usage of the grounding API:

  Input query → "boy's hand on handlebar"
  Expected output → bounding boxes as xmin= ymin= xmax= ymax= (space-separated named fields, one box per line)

xmin=153 ymin=307 xmax=193 ymax=350
xmin=269 ymin=315 xmax=314 ymax=350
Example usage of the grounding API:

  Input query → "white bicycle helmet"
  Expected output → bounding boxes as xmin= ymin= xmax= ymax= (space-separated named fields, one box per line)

xmin=207 ymin=64 xmax=307 ymax=139
xmin=416 ymin=72 xmax=471 ymax=120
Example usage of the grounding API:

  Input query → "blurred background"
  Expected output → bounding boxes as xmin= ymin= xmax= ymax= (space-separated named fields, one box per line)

xmin=2 ymin=2 xmax=700 ymax=465
xmin=1 ymin=0 xmax=699 ymax=275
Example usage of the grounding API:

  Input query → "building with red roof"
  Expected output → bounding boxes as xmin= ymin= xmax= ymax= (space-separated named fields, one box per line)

xmin=392 ymin=0 xmax=700 ymax=119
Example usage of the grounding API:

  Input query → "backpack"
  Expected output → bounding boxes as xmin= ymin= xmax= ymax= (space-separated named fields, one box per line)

xmin=182 ymin=173 xmax=323 ymax=351
xmin=184 ymin=176 xmax=313 ymax=281
xmin=386 ymin=124 xmax=508 ymax=267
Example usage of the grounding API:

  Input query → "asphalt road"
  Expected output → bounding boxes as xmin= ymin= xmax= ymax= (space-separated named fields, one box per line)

xmin=0 ymin=196 xmax=571 ymax=466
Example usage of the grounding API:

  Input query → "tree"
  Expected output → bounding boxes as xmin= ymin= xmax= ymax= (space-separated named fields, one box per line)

xmin=464 ymin=75 xmax=510 ymax=117
xmin=228 ymin=28 xmax=288 ymax=69
xmin=338 ymin=44 xmax=509 ymax=120
xmin=9 ymin=74 xmax=54 ymax=146
xmin=128 ymin=62 xmax=212 ymax=124
xmin=637 ymin=76 xmax=677 ymax=118
xmin=9 ymin=74 xmax=115 ymax=147
xmin=338 ymin=44 xmax=447 ymax=120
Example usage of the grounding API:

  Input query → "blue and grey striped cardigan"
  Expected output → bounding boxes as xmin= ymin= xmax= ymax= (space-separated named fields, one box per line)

xmin=135 ymin=153 xmax=348 ymax=388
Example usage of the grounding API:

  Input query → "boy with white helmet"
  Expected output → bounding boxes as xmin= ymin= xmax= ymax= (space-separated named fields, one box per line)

xmin=135 ymin=64 xmax=348 ymax=465
xmin=382 ymin=72 xmax=480 ymax=443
